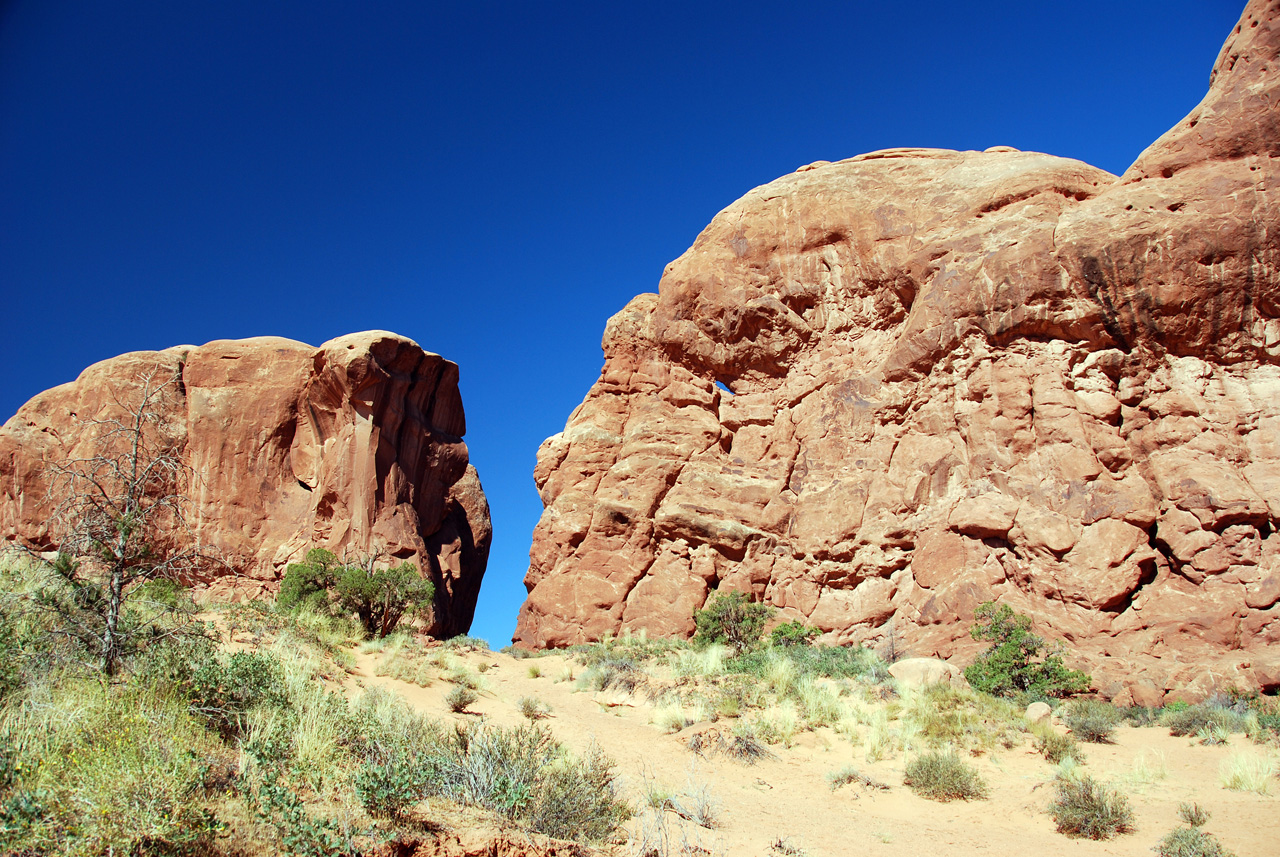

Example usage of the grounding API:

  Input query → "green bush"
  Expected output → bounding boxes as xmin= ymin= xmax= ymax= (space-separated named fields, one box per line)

xmin=278 ymin=548 xmax=435 ymax=638
xmin=1048 ymin=774 xmax=1134 ymax=839
xmin=693 ymin=592 xmax=773 ymax=655
xmin=769 ymin=620 xmax=819 ymax=648
xmin=188 ymin=648 xmax=289 ymax=738
xmin=1063 ymin=700 xmax=1122 ymax=744
xmin=963 ymin=603 xmax=1090 ymax=699
xmin=903 ymin=749 xmax=989 ymax=802
xmin=355 ymin=753 xmax=425 ymax=819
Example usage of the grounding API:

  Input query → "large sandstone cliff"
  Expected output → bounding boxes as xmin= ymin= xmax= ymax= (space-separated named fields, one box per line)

xmin=0 ymin=331 xmax=491 ymax=637
xmin=516 ymin=0 xmax=1280 ymax=702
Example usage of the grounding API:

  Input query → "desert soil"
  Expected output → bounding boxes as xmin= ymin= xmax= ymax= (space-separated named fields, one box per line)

xmin=338 ymin=646 xmax=1279 ymax=857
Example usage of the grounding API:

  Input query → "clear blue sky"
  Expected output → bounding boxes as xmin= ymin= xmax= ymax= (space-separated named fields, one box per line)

xmin=0 ymin=0 xmax=1244 ymax=645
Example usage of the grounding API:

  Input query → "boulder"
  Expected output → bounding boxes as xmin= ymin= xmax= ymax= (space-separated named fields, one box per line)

xmin=888 ymin=658 xmax=966 ymax=689
xmin=0 ymin=331 xmax=491 ymax=637
xmin=514 ymin=0 xmax=1280 ymax=700
xmin=1025 ymin=702 xmax=1053 ymax=724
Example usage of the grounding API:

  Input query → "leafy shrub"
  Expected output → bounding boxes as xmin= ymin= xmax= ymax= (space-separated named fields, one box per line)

xmin=445 ymin=685 xmax=477 ymax=713
xmin=278 ymin=548 xmax=434 ymax=638
xmin=1047 ymin=774 xmax=1134 ymax=839
xmin=903 ymin=749 xmax=989 ymax=802
xmin=693 ymin=592 xmax=774 ymax=654
xmin=963 ymin=603 xmax=1090 ymax=699
xmin=355 ymin=753 xmax=424 ymax=819
xmin=1154 ymin=804 xmax=1236 ymax=857
xmin=770 ymin=620 xmax=819 ymax=648
xmin=189 ymin=648 xmax=289 ymax=738
xmin=1063 ymin=700 xmax=1121 ymax=743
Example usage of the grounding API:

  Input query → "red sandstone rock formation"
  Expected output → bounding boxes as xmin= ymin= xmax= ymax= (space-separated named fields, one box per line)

xmin=0 ymin=331 xmax=490 ymax=637
xmin=516 ymin=0 xmax=1280 ymax=702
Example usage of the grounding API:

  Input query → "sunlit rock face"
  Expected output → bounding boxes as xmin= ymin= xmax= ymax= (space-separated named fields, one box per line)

xmin=0 ymin=331 xmax=491 ymax=637
xmin=516 ymin=0 xmax=1280 ymax=702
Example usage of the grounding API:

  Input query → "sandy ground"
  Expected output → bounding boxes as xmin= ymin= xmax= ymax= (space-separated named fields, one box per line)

xmin=335 ymin=645 xmax=1279 ymax=857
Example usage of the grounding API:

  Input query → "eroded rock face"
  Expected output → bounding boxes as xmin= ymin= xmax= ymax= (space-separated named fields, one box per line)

xmin=0 ymin=331 xmax=491 ymax=637
xmin=516 ymin=0 xmax=1280 ymax=701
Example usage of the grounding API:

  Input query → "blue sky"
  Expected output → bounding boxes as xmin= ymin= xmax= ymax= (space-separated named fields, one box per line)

xmin=0 ymin=0 xmax=1244 ymax=645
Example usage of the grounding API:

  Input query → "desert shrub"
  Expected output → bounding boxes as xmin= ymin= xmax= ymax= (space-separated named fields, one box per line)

xmin=724 ymin=727 xmax=771 ymax=764
xmin=667 ymin=773 xmax=720 ymax=829
xmin=1047 ymin=773 xmax=1134 ymax=839
xmin=903 ymin=749 xmax=988 ymax=802
xmin=518 ymin=696 xmax=550 ymax=720
xmin=1063 ymin=700 xmax=1121 ymax=744
xmin=1033 ymin=725 xmax=1083 ymax=764
xmin=1156 ymin=827 xmax=1238 ymax=857
xmin=1154 ymin=804 xmax=1236 ymax=857
xmin=278 ymin=548 xmax=434 ymax=638
xmin=727 ymin=642 xmax=885 ymax=684
xmin=443 ymin=635 xmax=490 ymax=650
xmin=445 ymin=686 xmax=477 ymax=713
xmin=963 ymin=603 xmax=1090 ymax=699
xmin=527 ymin=664 xmax=542 ymax=678
xmin=1162 ymin=703 xmax=1247 ymax=738
xmin=576 ymin=657 xmax=645 ymax=694
xmin=1120 ymin=705 xmax=1161 ymax=726
xmin=421 ymin=722 xmax=630 ymax=841
xmin=903 ymin=683 xmax=1026 ymax=751
xmin=693 ymin=592 xmax=774 ymax=654
xmin=770 ymin=620 xmax=819 ymax=648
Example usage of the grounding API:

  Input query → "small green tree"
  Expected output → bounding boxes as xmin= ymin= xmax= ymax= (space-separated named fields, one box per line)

xmin=769 ymin=619 xmax=819 ymax=648
xmin=692 ymin=591 xmax=773 ymax=655
xmin=963 ymin=602 xmax=1090 ymax=699
xmin=277 ymin=550 xmax=433 ymax=638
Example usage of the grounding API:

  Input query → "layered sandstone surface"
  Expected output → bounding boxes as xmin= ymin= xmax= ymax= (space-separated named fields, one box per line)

xmin=0 ymin=332 xmax=490 ymax=637
xmin=516 ymin=0 xmax=1280 ymax=701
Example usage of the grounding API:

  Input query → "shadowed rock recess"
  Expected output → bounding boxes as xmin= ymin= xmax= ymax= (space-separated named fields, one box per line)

xmin=0 ymin=331 xmax=491 ymax=637
xmin=517 ymin=0 xmax=1280 ymax=702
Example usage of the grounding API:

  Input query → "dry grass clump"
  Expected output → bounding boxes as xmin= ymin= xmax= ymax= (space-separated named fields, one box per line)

xmin=1047 ymin=771 xmax=1134 ymax=839
xmin=1218 ymin=751 xmax=1276 ymax=794
xmin=903 ymin=749 xmax=989 ymax=802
